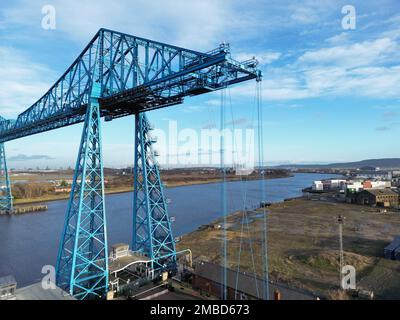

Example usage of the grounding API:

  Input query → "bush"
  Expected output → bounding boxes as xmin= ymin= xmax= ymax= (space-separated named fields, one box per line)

xmin=12 ymin=182 xmax=55 ymax=199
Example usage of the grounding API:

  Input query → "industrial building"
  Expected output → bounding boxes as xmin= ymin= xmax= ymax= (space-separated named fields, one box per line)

xmin=354 ymin=189 xmax=399 ymax=207
xmin=108 ymin=243 xmax=156 ymax=298
xmin=346 ymin=181 xmax=364 ymax=192
xmin=312 ymin=178 xmax=392 ymax=194
xmin=192 ymin=261 xmax=315 ymax=300
xmin=106 ymin=243 xmax=194 ymax=299
xmin=355 ymin=170 xmax=392 ymax=180
xmin=307 ymin=177 xmax=399 ymax=208
xmin=361 ymin=181 xmax=392 ymax=189
xmin=0 ymin=275 xmax=74 ymax=300
xmin=0 ymin=275 xmax=16 ymax=300
xmin=312 ymin=179 xmax=347 ymax=191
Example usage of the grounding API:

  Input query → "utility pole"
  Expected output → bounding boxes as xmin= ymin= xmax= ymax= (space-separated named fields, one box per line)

xmin=337 ymin=215 xmax=345 ymax=289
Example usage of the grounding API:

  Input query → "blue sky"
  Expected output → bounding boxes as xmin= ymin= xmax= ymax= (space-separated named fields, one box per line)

xmin=0 ymin=0 xmax=399 ymax=169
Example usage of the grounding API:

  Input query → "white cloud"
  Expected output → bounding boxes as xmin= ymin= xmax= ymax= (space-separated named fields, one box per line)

xmin=0 ymin=47 xmax=55 ymax=118
xmin=230 ymin=35 xmax=400 ymax=101
xmin=234 ymin=51 xmax=281 ymax=65
xmin=2 ymin=0 xmax=237 ymax=50
xmin=230 ymin=76 xmax=311 ymax=101
xmin=0 ymin=0 xmax=353 ymax=51
xmin=298 ymin=38 xmax=398 ymax=68
xmin=2 ymin=1 xmax=400 ymax=109
xmin=325 ymin=32 xmax=350 ymax=45
xmin=385 ymin=14 xmax=400 ymax=25
xmin=254 ymin=64 xmax=400 ymax=101
xmin=260 ymin=77 xmax=311 ymax=100
xmin=288 ymin=0 xmax=336 ymax=25
xmin=181 ymin=105 xmax=204 ymax=113
xmin=290 ymin=6 xmax=320 ymax=24
xmin=381 ymin=27 xmax=400 ymax=40
xmin=205 ymin=99 xmax=221 ymax=107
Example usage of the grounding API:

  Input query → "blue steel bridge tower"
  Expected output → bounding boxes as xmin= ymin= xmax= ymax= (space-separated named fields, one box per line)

xmin=0 ymin=142 xmax=13 ymax=213
xmin=56 ymin=85 xmax=109 ymax=299
xmin=133 ymin=112 xmax=176 ymax=273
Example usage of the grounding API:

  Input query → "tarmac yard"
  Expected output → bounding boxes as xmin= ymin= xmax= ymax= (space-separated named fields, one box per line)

xmin=177 ymin=198 xmax=400 ymax=299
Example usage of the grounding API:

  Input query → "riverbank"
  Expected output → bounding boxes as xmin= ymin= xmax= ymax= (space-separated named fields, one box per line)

xmin=13 ymin=186 xmax=134 ymax=205
xmin=13 ymin=173 xmax=292 ymax=205
xmin=11 ymin=205 xmax=48 ymax=215
xmin=176 ymin=198 xmax=400 ymax=300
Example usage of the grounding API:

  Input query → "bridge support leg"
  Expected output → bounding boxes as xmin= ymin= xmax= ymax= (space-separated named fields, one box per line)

xmin=0 ymin=143 xmax=13 ymax=214
xmin=133 ymin=112 xmax=176 ymax=274
xmin=56 ymin=101 xmax=108 ymax=299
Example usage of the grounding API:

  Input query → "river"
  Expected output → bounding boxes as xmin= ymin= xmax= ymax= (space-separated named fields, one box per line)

xmin=0 ymin=172 xmax=339 ymax=287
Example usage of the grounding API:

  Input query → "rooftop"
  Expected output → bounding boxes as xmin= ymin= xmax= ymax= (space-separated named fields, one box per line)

xmin=109 ymin=252 xmax=151 ymax=274
xmin=363 ymin=189 xmax=398 ymax=196
xmin=194 ymin=261 xmax=315 ymax=300
xmin=14 ymin=282 xmax=75 ymax=300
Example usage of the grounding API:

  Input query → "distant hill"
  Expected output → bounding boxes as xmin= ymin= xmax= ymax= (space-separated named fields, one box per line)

xmin=274 ymin=158 xmax=400 ymax=169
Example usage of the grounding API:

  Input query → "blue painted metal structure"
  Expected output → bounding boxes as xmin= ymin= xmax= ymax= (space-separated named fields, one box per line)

xmin=133 ymin=113 xmax=176 ymax=272
xmin=0 ymin=28 xmax=261 ymax=299
xmin=56 ymin=86 xmax=108 ymax=299
xmin=0 ymin=29 xmax=260 ymax=143
xmin=0 ymin=142 xmax=13 ymax=212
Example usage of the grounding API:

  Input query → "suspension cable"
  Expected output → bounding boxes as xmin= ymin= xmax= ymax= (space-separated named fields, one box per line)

xmin=230 ymin=86 xmax=260 ymax=299
xmin=220 ymin=87 xmax=228 ymax=300
xmin=257 ymin=79 xmax=269 ymax=300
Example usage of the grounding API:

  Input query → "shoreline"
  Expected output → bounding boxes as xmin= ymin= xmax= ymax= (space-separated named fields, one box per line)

xmin=13 ymin=173 xmax=293 ymax=206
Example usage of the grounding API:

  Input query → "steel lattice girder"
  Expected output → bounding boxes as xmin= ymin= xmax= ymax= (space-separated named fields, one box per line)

xmin=55 ymin=97 xmax=108 ymax=300
xmin=0 ymin=143 xmax=12 ymax=212
xmin=0 ymin=28 xmax=260 ymax=143
xmin=133 ymin=113 xmax=176 ymax=271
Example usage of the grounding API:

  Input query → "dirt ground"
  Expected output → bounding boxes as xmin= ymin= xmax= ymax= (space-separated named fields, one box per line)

xmin=177 ymin=198 xmax=400 ymax=299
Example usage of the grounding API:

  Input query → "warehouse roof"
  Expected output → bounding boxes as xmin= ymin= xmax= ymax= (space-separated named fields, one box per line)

xmin=14 ymin=282 xmax=75 ymax=300
xmin=194 ymin=261 xmax=316 ymax=300
xmin=363 ymin=189 xmax=398 ymax=196
xmin=109 ymin=253 xmax=151 ymax=274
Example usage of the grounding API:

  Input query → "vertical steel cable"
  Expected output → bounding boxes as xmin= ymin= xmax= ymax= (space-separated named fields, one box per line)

xmin=231 ymin=86 xmax=260 ymax=299
xmin=220 ymin=88 xmax=228 ymax=300
xmin=257 ymin=79 xmax=269 ymax=300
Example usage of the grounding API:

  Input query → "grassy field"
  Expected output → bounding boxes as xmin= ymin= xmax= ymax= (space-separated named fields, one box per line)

xmin=177 ymin=199 xmax=400 ymax=299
